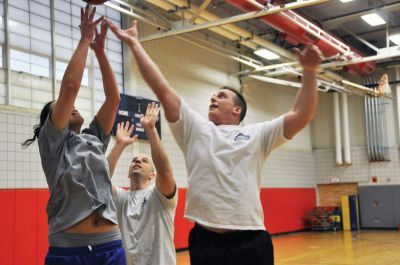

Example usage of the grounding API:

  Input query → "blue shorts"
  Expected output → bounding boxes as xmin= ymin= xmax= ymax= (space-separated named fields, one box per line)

xmin=45 ymin=240 xmax=126 ymax=265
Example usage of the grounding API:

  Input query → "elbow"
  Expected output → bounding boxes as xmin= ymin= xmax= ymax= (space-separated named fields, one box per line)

xmin=293 ymin=108 xmax=315 ymax=125
xmin=161 ymin=169 xmax=174 ymax=180
xmin=61 ymin=81 xmax=80 ymax=94
xmin=114 ymin=94 xmax=121 ymax=105
xmin=297 ymin=115 xmax=313 ymax=129
xmin=107 ymin=94 xmax=121 ymax=106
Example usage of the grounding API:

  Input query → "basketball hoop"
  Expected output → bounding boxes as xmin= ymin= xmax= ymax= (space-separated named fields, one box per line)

xmin=377 ymin=73 xmax=392 ymax=97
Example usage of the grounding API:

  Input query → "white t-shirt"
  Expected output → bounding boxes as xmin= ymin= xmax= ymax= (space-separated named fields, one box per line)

xmin=169 ymin=100 xmax=288 ymax=230
xmin=114 ymin=184 xmax=177 ymax=265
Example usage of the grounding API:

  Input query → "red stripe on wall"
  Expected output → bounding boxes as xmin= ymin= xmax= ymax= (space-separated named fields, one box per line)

xmin=0 ymin=190 xmax=15 ymax=265
xmin=174 ymin=189 xmax=194 ymax=249
xmin=261 ymin=188 xmax=316 ymax=234
xmin=0 ymin=187 xmax=315 ymax=263
xmin=14 ymin=190 xmax=38 ymax=265
xmin=37 ymin=190 xmax=49 ymax=265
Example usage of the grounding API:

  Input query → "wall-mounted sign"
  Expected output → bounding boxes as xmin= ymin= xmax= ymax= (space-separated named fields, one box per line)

xmin=112 ymin=93 xmax=161 ymax=140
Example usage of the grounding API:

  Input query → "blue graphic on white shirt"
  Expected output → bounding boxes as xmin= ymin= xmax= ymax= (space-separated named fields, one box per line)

xmin=234 ymin=133 xmax=250 ymax=142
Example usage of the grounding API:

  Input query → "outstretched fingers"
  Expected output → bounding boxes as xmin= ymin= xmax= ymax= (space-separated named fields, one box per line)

xmin=89 ymin=6 xmax=97 ymax=22
xmin=94 ymin=15 xmax=104 ymax=26
xmin=128 ymin=124 xmax=135 ymax=135
xmin=124 ymin=120 xmax=131 ymax=132
xmin=106 ymin=20 xmax=119 ymax=35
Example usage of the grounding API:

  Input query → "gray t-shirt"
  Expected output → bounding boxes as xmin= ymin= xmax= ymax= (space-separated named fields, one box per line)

xmin=38 ymin=115 xmax=118 ymax=235
xmin=114 ymin=184 xmax=177 ymax=265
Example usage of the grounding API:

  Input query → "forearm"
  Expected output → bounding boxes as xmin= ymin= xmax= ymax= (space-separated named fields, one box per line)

xmin=146 ymin=127 xmax=173 ymax=177
xmin=107 ymin=143 xmax=126 ymax=177
xmin=130 ymin=41 xmax=180 ymax=122
xmin=95 ymin=50 xmax=121 ymax=134
xmin=61 ymin=38 xmax=91 ymax=89
xmin=145 ymin=126 xmax=175 ymax=195
xmin=292 ymin=69 xmax=318 ymax=124
xmin=52 ymin=38 xmax=91 ymax=129
xmin=95 ymin=50 xmax=120 ymax=103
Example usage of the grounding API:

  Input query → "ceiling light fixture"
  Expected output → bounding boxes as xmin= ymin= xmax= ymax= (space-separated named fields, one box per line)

xmin=254 ymin=48 xmax=280 ymax=60
xmin=361 ymin=13 xmax=386 ymax=26
xmin=388 ymin=34 xmax=400 ymax=45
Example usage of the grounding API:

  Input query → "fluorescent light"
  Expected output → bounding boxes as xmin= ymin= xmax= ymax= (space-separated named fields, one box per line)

xmin=249 ymin=75 xmax=301 ymax=88
xmin=340 ymin=0 xmax=354 ymax=2
xmin=254 ymin=48 xmax=280 ymax=60
xmin=361 ymin=13 xmax=386 ymax=26
xmin=388 ymin=34 xmax=400 ymax=45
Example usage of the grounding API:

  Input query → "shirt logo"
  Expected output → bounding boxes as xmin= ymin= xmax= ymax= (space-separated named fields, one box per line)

xmin=234 ymin=133 xmax=250 ymax=142
xmin=141 ymin=198 xmax=147 ymax=208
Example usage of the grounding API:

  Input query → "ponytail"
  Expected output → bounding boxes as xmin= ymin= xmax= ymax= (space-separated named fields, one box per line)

xmin=22 ymin=100 xmax=55 ymax=149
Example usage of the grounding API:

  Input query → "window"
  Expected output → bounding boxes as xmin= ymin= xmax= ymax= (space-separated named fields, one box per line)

xmin=0 ymin=0 xmax=124 ymax=114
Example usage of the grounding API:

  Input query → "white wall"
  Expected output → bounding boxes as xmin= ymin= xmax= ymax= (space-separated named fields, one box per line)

xmin=244 ymin=79 xmax=314 ymax=188
xmin=312 ymin=67 xmax=400 ymax=185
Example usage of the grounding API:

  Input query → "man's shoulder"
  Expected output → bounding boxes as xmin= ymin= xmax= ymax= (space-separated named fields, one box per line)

xmin=114 ymin=187 xmax=131 ymax=198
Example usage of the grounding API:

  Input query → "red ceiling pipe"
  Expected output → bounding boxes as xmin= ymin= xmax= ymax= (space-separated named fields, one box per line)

xmin=226 ymin=0 xmax=376 ymax=75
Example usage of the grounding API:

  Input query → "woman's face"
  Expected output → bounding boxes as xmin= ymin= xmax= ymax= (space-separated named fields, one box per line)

xmin=69 ymin=107 xmax=84 ymax=129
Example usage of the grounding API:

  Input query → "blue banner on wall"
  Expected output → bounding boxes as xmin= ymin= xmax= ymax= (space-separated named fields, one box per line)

xmin=112 ymin=93 xmax=161 ymax=140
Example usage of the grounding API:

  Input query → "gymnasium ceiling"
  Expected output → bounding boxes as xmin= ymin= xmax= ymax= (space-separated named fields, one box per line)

xmin=108 ymin=0 xmax=400 ymax=94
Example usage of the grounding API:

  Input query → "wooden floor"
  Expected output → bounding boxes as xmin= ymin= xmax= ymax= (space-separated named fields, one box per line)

xmin=176 ymin=230 xmax=400 ymax=265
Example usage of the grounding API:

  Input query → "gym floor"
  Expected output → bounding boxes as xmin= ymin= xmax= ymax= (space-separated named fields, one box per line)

xmin=176 ymin=230 xmax=400 ymax=265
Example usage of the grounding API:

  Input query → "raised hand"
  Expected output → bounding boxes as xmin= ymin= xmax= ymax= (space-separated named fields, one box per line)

xmin=80 ymin=4 xmax=103 ymax=42
xmin=140 ymin=102 xmax=160 ymax=131
xmin=295 ymin=45 xmax=323 ymax=71
xmin=116 ymin=121 xmax=138 ymax=147
xmin=90 ymin=20 xmax=108 ymax=52
xmin=107 ymin=19 xmax=138 ymax=47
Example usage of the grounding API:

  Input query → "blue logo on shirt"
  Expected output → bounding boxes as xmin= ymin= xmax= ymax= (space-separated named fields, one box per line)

xmin=142 ymin=198 xmax=147 ymax=208
xmin=234 ymin=133 xmax=250 ymax=142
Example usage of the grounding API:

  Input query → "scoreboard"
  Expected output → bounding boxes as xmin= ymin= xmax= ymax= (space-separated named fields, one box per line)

xmin=112 ymin=93 xmax=161 ymax=140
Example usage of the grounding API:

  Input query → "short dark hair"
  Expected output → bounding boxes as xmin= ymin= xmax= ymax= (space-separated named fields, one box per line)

xmin=221 ymin=86 xmax=247 ymax=123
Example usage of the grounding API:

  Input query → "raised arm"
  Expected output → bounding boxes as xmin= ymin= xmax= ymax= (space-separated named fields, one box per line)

xmin=141 ymin=103 xmax=176 ymax=197
xmin=283 ymin=45 xmax=322 ymax=139
xmin=51 ymin=5 xmax=102 ymax=129
xmin=91 ymin=20 xmax=120 ymax=134
xmin=107 ymin=122 xmax=137 ymax=194
xmin=107 ymin=20 xmax=180 ymax=123
xmin=108 ymin=122 xmax=137 ymax=177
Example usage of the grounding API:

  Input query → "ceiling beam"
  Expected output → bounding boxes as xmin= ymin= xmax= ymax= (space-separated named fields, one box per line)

xmin=190 ymin=0 xmax=213 ymax=23
xmin=139 ymin=0 xmax=329 ymax=42
xmin=322 ymin=2 xmax=400 ymax=30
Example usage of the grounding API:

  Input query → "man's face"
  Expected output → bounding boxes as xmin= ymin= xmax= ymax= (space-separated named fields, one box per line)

xmin=208 ymin=89 xmax=239 ymax=125
xmin=128 ymin=154 xmax=154 ymax=180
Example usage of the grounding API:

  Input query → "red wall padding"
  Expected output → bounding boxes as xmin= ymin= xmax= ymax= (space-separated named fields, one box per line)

xmin=0 ymin=187 xmax=315 ymax=264
xmin=37 ymin=191 xmax=50 ymax=265
xmin=0 ymin=190 xmax=15 ymax=265
xmin=261 ymin=188 xmax=316 ymax=234
xmin=14 ymin=190 xmax=38 ymax=265
xmin=174 ymin=189 xmax=194 ymax=249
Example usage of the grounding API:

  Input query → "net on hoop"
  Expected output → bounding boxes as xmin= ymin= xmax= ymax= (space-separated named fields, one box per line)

xmin=377 ymin=73 xmax=392 ymax=97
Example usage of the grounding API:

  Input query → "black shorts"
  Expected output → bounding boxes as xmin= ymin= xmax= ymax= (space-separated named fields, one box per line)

xmin=189 ymin=224 xmax=274 ymax=265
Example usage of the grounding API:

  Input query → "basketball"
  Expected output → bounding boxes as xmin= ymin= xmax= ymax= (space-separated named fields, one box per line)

xmin=82 ymin=0 xmax=108 ymax=4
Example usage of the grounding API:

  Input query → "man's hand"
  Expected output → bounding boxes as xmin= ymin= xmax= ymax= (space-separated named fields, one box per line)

xmin=80 ymin=4 xmax=103 ymax=42
xmin=116 ymin=121 xmax=138 ymax=147
xmin=296 ymin=45 xmax=323 ymax=71
xmin=140 ymin=102 xmax=160 ymax=131
xmin=107 ymin=19 xmax=138 ymax=47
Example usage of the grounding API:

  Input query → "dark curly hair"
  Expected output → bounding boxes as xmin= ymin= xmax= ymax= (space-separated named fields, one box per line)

xmin=22 ymin=100 xmax=55 ymax=148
